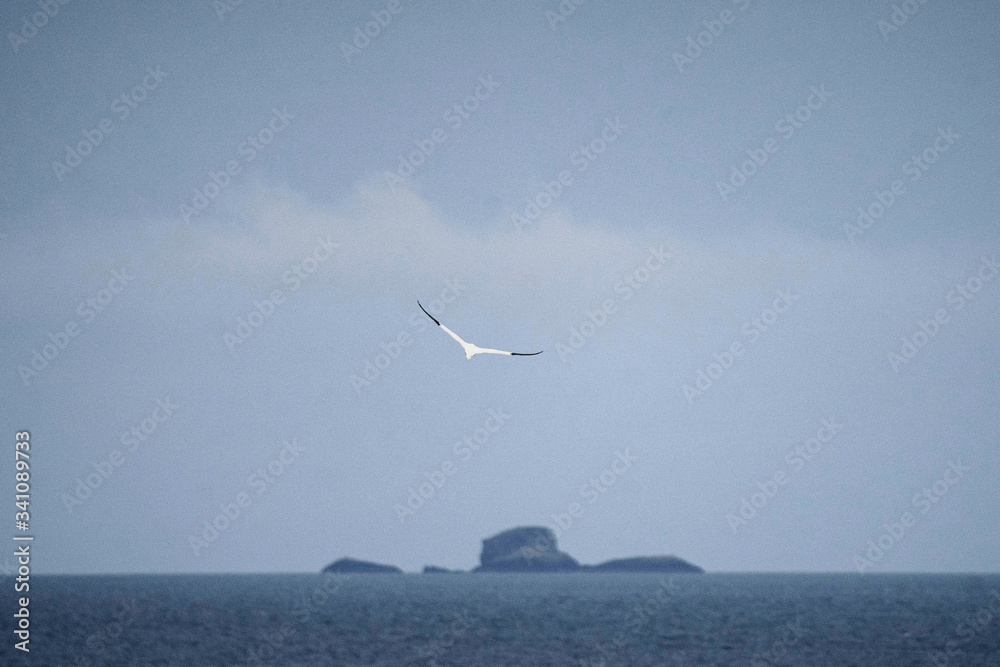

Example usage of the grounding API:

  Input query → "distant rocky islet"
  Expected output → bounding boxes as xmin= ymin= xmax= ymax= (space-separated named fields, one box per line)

xmin=323 ymin=526 xmax=703 ymax=574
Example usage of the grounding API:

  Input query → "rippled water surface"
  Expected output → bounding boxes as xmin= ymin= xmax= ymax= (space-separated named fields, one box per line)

xmin=1 ymin=573 xmax=998 ymax=665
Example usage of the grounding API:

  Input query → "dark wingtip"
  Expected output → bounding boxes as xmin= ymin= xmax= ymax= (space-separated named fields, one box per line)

xmin=511 ymin=351 xmax=543 ymax=356
xmin=417 ymin=301 xmax=440 ymax=326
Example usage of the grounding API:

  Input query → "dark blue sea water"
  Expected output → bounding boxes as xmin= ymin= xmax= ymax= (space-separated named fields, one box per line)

xmin=1 ymin=573 xmax=998 ymax=666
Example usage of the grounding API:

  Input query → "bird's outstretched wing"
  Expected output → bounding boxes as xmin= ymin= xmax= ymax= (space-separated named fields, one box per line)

xmin=476 ymin=347 xmax=543 ymax=356
xmin=439 ymin=323 xmax=472 ymax=349
xmin=419 ymin=301 xmax=472 ymax=348
xmin=417 ymin=301 xmax=440 ymax=326
xmin=473 ymin=347 xmax=512 ymax=356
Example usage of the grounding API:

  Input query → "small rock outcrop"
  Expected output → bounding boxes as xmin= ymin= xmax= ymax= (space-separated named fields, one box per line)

xmin=323 ymin=558 xmax=402 ymax=574
xmin=473 ymin=526 xmax=580 ymax=572
xmin=585 ymin=556 xmax=703 ymax=573
xmin=422 ymin=565 xmax=461 ymax=574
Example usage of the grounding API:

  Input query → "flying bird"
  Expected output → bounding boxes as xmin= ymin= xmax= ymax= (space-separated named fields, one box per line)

xmin=418 ymin=302 xmax=542 ymax=359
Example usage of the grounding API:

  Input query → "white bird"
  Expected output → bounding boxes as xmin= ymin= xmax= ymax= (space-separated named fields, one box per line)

xmin=418 ymin=302 xmax=542 ymax=359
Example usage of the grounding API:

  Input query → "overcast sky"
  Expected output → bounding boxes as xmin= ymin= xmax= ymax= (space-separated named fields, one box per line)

xmin=1 ymin=0 xmax=998 ymax=575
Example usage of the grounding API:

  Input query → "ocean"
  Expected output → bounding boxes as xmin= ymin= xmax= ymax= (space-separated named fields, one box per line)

xmin=2 ymin=573 xmax=998 ymax=666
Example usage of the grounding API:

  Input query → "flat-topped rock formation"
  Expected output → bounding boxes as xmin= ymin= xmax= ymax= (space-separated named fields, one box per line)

xmin=473 ymin=526 xmax=581 ymax=572
xmin=322 ymin=557 xmax=402 ymax=574
xmin=584 ymin=555 xmax=704 ymax=573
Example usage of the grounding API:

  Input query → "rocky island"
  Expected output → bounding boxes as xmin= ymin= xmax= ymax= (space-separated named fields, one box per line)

xmin=323 ymin=526 xmax=703 ymax=574
xmin=582 ymin=555 xmax=704 ymax=573
xmin=473 ymin=526 xmax=581 ymax=572
xmin=322 ymin=557 xmax=402 ymax=574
